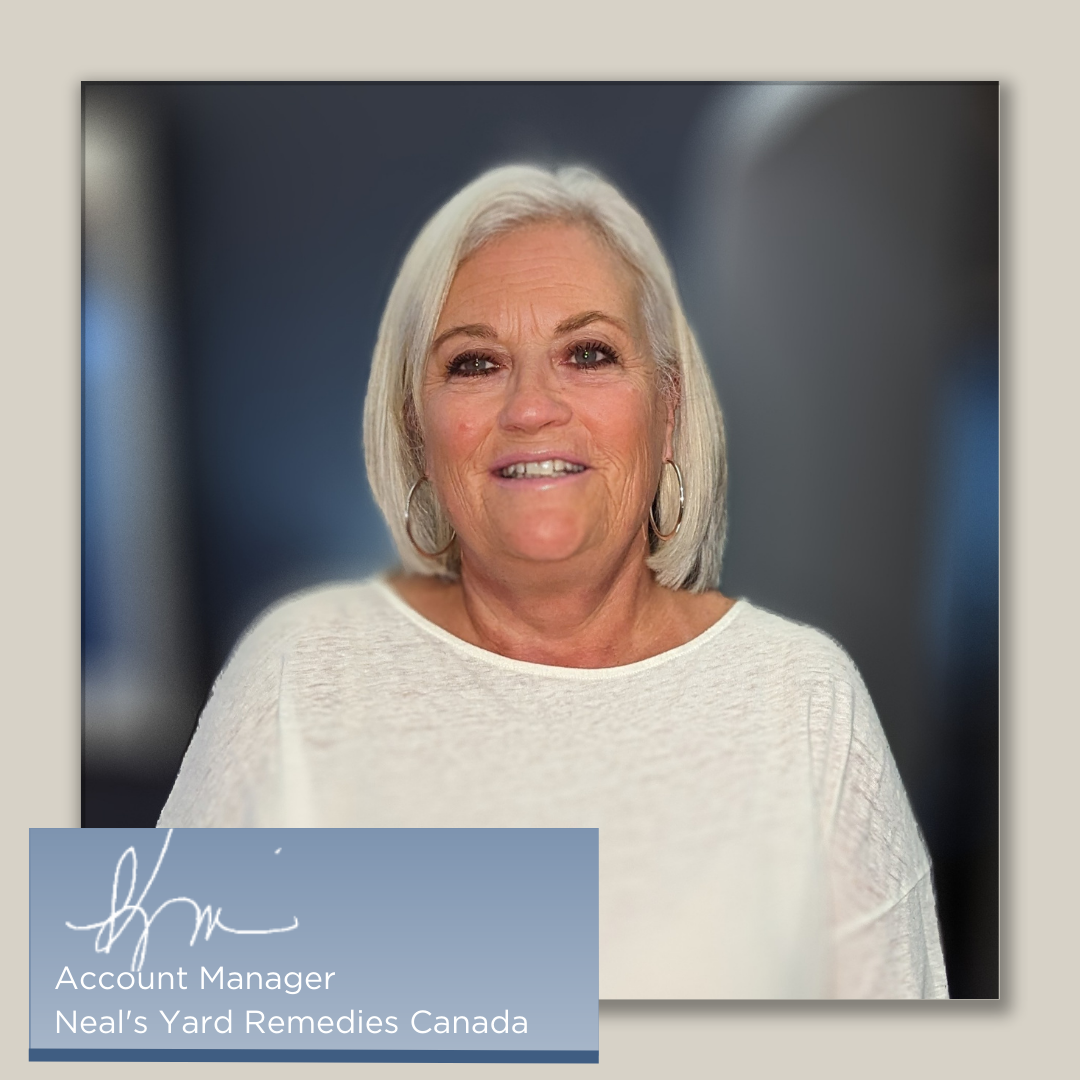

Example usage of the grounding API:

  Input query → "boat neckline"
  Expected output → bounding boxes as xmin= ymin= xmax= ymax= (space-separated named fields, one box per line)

xmin=370 ymin=577 xmax=748 ymax=681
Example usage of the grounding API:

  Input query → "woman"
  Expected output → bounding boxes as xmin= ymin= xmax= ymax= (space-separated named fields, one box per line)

xmin=159 ymin=165 xmax=948 ymax=999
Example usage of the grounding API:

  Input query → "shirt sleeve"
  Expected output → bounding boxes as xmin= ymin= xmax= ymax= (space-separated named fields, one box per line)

xmin=817 ymin=655 xmax=950 ymax=999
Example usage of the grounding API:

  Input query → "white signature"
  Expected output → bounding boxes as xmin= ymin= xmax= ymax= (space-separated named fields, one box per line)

xmin=65 ymin=829 xmax=299 ymax=971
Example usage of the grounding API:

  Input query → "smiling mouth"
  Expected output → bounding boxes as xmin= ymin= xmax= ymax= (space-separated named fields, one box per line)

xmin=496 ymin=459 xmax=587 ymax=479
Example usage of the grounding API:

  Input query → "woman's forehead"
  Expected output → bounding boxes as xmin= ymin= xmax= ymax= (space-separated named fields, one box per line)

xmin=437 ymin=222 xmax=640 ymax=339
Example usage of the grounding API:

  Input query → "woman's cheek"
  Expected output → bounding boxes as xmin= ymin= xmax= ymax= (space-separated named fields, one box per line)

xmin=423 ymin=399 xmax=474 ymax=468
xmin=581 ymin=396 xmax=661 ymax=473
xmin=444 ymin=388 xmax=494 ymax=438
xmin=427 ymin=417 xmax=493 ymax=521
xmin=452 ymin=412 xmax=490 ymax=451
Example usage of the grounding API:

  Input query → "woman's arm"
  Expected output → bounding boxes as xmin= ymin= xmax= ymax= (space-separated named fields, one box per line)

xmin=157 ymin=595 xmax=309 ymax=827
xmin=818 ymin=656 xmax=950 ymax=998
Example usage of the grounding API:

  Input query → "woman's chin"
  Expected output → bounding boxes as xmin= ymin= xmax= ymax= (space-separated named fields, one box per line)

xmin=484 ymin=515 xmax=599 ymax=567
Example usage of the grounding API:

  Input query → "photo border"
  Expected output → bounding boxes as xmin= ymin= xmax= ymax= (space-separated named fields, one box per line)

xmin=4 ymin=2 xmax=1067 ymax=1075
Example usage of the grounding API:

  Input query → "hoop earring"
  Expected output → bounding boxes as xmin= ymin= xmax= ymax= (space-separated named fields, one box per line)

xmin=649 ymin=459 xmax=685 ymax=542
xmin=405 ymin=476 xmax=456 ymax=559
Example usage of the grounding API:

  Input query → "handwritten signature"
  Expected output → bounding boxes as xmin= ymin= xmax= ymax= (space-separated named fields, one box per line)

xmin=65 ymin=830 xmax=299 ymax=971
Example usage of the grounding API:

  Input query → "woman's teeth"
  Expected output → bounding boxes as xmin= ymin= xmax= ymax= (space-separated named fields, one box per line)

xmin=498 ymin=459 xmax=586 ymax=478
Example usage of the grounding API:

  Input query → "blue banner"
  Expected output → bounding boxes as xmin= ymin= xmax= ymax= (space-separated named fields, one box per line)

xmin=30 ymin=828 xmax=598 ymax=1063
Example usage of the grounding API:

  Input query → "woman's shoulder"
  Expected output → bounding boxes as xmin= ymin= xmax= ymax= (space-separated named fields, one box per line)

xmin=221 ymin=577 xmax=402 ymax=669
xmin=161 ymin=576 xmax=406 ymax=827
xmin=718 ymin=598 xmax=862 ymax=685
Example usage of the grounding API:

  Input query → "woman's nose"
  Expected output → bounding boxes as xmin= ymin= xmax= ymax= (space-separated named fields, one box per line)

xmin=497 ymin=360 xmax=573 ymax=433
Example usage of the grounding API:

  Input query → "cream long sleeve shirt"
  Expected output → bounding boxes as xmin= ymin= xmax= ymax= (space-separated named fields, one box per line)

xmin=159 ymin=578 xmax=949 ymax=1000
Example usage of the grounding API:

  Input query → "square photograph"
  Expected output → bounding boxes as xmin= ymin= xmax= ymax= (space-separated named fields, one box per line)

xmin=81 ymin=81 xmax=998 ymax=999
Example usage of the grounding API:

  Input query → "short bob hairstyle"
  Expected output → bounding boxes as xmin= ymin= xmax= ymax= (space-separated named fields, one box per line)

xmin=363 ymin=164 xmax=728 ymax=592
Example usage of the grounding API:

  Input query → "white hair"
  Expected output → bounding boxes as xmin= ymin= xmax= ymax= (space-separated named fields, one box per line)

xmin=362 ymin=163 xmax=727 ymax=591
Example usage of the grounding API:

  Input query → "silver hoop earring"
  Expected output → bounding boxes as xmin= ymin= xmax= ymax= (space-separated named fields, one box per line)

xmin=405 ymin=476 xmax=456 ymax=559
xmin=649 ymin=459 xmax=685 ymax=542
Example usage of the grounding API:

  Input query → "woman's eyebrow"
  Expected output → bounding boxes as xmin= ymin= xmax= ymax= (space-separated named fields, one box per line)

xmin=431 ymin=323 xmax=498 ymax=350
xmin=431 ymin=311 xmax=629 ymax=352
xmin=553 ymin=310 xmax=630 ymax=336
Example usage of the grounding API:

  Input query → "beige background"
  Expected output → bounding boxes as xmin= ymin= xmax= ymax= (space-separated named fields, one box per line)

xmin=2 ymin=0 xmax=1074 ymax=1074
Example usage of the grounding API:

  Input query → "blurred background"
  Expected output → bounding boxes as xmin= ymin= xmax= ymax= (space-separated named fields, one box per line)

xmin=82 ymin=82 xmax=998 ymax=997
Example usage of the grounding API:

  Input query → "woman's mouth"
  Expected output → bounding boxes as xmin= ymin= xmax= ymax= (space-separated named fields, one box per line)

xmin=496 ymin=459 xmax=587 ymax=479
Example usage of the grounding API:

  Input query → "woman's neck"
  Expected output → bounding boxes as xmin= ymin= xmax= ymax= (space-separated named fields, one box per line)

xmin=390 ymin=546 xmax=733 ymax=668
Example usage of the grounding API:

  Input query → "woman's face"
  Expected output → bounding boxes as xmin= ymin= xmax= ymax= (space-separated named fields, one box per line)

xmin=420 ymin=221 xmax=674 ymax=574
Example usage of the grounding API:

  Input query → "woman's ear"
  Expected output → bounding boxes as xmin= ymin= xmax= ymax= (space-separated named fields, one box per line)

xmin=662 ymin=369 xmax=680 ymax=461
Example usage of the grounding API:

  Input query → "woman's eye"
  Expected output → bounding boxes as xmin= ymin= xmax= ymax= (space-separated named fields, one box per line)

xmin=448 ymin=353 xmax=499 ymax=377
xmin=569 ymin=342 xmax=619 ymax=369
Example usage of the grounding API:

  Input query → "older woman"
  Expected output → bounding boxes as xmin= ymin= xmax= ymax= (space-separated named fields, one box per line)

xmin=159 ymin=165 xmax=948 ymax=999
